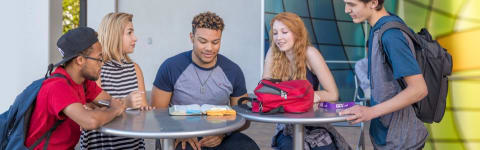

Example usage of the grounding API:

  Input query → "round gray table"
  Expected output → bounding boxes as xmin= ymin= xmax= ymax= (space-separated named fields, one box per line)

xmin=100 ymin=108 xmax=246 ymax=150
xmin=233 ymin=105 xmax=350 ymax=150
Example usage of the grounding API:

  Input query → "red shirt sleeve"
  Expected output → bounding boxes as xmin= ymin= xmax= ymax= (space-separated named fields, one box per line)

xmin=84 ymin=80 xmax=102 ymax=103
xmin=46 ymin=80 xmax=81 ymax=120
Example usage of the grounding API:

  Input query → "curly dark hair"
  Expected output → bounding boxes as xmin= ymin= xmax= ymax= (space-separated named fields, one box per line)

xmin=191 ymin=11 xmax=224 ymax=33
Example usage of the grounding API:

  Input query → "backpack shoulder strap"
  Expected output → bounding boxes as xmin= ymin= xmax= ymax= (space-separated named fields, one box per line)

xmin=28 ymin=120 xmax=64 ymax=150
xmin=28 ymin=74 xmax=68 ymax=150
xmin=377 ymin=22 xmax=418 ymax=89
xmin=49 ymin=74 xmax=87 ymax=93
xmin=377 ymin=22 xmax=420 ymax=51
xmin=48 ymin=74 xmax=67 ymax=82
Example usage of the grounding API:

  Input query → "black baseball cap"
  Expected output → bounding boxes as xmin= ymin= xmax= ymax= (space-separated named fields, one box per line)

xmin=54 ymin=26 xmax=98 ymax=67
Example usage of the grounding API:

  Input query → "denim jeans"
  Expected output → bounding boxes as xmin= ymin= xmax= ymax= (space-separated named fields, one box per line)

xmin=275 ymin=133 xmax=337 ymax=150
xmin=175 ymin=132 xmax=259 ymax=150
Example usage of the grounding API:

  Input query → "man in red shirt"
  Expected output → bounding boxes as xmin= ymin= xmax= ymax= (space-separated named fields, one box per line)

xmin=24 ymin=27 xmax=131 ymax=150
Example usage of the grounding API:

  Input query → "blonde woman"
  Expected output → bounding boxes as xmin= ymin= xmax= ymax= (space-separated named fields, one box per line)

xmin=80 ymin=12 xmax=152 ymax=150
xmin=263 ymin=12 xmax=349 ymax=150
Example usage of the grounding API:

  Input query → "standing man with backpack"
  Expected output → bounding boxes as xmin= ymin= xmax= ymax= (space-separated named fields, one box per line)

xmin=339 ymin=0 xmax=430 ymax=149
xmin=24 ymin=27 xmax=134 ymax=149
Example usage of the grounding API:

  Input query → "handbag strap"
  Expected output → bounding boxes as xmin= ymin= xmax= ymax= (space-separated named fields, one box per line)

xmin=237 ymin=97 xmax=253 ymax=110
xmin=261 ymin=106 xmax=285 ymax=114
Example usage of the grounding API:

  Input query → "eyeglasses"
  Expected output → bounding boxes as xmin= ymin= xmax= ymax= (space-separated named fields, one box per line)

xmin=81 ymin=55 xmax=104 ymax=63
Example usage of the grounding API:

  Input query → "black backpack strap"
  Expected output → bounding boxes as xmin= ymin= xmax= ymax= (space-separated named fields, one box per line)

xmin=378 ymin=22 xmax=420 ymax=61
xmin=377 ymin=22 xmax=419 ymax=89
xmin=28 ymin=119 xmax=64 ymax=150
xmin=377 ymin=22 xmax=420 ymax=50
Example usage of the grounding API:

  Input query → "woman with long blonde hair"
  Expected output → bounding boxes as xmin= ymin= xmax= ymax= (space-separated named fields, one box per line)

xmin=263 ymin=12 xmax=348 ymax=150
xmin=80 ymin=12 xmax=152 ymax=150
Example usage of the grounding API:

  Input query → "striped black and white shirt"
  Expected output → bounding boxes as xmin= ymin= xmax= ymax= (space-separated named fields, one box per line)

xmin=80 ymin=60 xmax=145 ymax=150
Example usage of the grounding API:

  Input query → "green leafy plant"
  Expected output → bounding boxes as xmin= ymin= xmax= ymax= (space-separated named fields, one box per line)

xmin=62 ymin=0 xmax=79 ymax=34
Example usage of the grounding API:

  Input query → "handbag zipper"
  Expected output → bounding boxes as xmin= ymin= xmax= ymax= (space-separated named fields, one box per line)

xmin=261 ymin=81 xmax=288 ymax=99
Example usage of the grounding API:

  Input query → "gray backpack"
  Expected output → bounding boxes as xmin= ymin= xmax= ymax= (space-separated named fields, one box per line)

xmin=378 ymin=22 xmax=453 ymax=123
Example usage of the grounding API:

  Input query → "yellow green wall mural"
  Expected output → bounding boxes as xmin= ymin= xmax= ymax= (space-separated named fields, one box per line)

xmin=397 ymin=0 xmax=480 ymax=149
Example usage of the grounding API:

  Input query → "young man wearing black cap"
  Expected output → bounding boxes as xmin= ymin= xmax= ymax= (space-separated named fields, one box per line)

xmin=24 ymin=27 xmax=132 ymax=150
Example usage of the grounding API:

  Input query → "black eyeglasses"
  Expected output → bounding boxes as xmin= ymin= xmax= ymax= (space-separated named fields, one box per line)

xmin=81 ymin=55 xmax=104 ymax=63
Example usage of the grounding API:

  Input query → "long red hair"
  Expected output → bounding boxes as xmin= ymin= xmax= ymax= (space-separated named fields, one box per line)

xmin=269 ymin=12 xmax=311 ymax=81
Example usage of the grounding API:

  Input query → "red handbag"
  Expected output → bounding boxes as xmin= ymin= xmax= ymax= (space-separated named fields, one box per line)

xmin=238 ymin=79 xmax=314 ymax=113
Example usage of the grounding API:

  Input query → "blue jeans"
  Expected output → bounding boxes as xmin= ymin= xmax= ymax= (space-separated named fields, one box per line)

xmin=275 ymin=133 xmax=337 ymax=150
xmin=175 ymin=132 xmax=259 ymax=150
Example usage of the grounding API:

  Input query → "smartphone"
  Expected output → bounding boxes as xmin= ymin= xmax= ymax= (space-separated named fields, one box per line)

xmin=97 ymin=100 xmax=110 ymax=108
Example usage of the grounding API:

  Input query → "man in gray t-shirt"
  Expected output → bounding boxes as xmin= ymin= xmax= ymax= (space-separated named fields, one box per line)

xmin=151 ymin=11 xmax=259 ymax=150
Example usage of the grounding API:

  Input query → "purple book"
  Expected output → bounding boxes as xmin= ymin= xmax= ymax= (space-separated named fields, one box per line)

xmin=318 ymin=102 xmax=355 ymax=110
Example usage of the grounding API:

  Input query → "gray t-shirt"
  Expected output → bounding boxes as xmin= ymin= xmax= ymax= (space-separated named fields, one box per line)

xmin=153 ymin=50 xmax=247 ymax=105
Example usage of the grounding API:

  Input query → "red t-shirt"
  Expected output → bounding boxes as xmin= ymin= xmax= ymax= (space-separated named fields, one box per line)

xmin=25 ymin=67 xmax=102 ymax=150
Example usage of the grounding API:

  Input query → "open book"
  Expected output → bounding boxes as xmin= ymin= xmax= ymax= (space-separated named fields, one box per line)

xmin=168 ymin=104 xmax=236 ymax=116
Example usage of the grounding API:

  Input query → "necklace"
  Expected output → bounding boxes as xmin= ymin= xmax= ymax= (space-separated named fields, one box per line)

xmin=193 ymin=66 xmax=215 ymax=94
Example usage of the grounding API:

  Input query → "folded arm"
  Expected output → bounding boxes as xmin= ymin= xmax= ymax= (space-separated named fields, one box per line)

xmin=63 ymin=98 xmax=126 ymax=130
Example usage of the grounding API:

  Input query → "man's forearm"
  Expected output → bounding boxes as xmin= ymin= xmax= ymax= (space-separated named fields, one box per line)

xmin=370 ymin=84 xmax=427 ymax=118
xmin=93 ymin=91 xmax=112 ymax=103
xmin=82 ymin=108 xmax=121 ymax=130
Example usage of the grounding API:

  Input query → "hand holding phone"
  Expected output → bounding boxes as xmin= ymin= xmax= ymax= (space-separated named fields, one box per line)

xmin=97 ymin=100 xmax=110 ymax=108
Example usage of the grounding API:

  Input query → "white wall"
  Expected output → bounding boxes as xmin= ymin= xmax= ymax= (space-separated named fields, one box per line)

xmin=49 ymin=0 xmax=63 ymax=66
xmin=0 ymin=0 xmax=263 ymax=111
xmin=86 ymin=0 xmax=116 ymax=29
xmin=0 ymin=0 xmax=62 ymax=111
xmin=117 ymin=0 xmax=263 ymax=92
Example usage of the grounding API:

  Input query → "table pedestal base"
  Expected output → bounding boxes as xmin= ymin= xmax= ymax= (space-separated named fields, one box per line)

xmin=156 ymin=139 xmax=174 ymax=150
xmin=293 ymin=124 xmax=304 ymax=150
xmin=155 ymin=139 xmax=161 ymax=150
